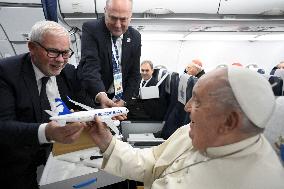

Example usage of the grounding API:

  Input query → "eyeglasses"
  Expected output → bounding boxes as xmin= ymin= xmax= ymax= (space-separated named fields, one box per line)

xmin=106 ymin=13 xmax=130 ymax=24
xmin=33 ymin=41 xmax=74 ymax=59
xmin=141 ymin=69 xmax=150 ymax=72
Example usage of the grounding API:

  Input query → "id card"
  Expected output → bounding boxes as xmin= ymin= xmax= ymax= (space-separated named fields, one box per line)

xmin=114 ymin=73 xmax=123 ymax=95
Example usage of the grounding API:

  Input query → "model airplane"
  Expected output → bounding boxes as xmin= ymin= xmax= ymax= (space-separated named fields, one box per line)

xmin=45 ymin=97 xmax=129 ymax=135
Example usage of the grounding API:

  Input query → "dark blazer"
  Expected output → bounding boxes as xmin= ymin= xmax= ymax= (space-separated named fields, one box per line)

xmin=0 ymin=53 xmax=94 ymax=188
xmin=142 ymin=77 xmax=168 ymax=120
xmin=128 ymin=77 xmax=168 ymax=121
xmin=78 ymin=17 xmax=141 ymax=102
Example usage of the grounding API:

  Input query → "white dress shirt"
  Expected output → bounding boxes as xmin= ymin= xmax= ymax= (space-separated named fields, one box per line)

xmin=32 ymin=63 xmax=61 ymax=144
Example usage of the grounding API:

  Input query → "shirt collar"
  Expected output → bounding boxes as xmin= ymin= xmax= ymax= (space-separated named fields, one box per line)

xmin=111 ymin=33 xmax=123 ymax=41
xmin=205 ymin=134 xmax=261 ymax=158
xmin=143 ymin=76 xmax=152 ymax=82
xmin=31 ymin=62 xmax=56 ymax=83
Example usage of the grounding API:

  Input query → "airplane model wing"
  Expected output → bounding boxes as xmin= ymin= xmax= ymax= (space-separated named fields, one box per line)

xmin=67 ymin=96 xmax=95 ymax=111
xmin=101 ymin=117 xmax=120 ymax=135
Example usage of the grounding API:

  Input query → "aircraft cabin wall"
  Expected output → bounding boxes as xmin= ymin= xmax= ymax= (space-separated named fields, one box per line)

xmin=0 ymin=0 xmax=284 ymax=75
xmin=140 ymin=39 xmax=284 ymax=74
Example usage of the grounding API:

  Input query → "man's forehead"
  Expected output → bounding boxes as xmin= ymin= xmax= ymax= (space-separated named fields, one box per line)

xmin=141 ymin=64 xmax=151 ymax=69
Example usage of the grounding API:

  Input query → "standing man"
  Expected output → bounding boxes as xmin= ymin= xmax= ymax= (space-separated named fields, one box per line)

xmin=0 ymin=21 xmax=94 ymax=189
xmin=78 ymin=0 xmax=141 ymax=108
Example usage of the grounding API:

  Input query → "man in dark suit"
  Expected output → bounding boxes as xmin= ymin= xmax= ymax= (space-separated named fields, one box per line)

xmin=127 ymin=60 xmax=167 ymax=121
xmin=78 ymin=0 xmax=141 ymax=108
xmin=0 ymin=21 xmax=94 ymax=189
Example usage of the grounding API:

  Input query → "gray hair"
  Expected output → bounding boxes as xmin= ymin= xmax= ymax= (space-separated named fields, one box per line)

xmin=209 ymin=69 xmax=264 ymax=135
xmin=141 ymin=60 xmax=154 ymax=70
xmin=29 ymin=20 xmax=69 ymax=43
xmin=106 ymin=0 xmax=133 ymax=9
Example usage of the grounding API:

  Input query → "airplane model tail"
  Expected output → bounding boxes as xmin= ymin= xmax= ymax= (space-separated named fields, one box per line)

xmin=45 ymin=98 xmax=72 ymax=117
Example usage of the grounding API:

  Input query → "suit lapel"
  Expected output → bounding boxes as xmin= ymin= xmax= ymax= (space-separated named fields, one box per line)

xmin=56 ymin=74 xmax=70 ymax=107
xmin=21 ymin=55 xmax=42 ymax=122
xmin=146 ymin=77 xmax=157 ymax=87
xmin=121 ymin=30 xmax=131 ymax=74
xmin=103 ymin=23 xmax=113 ymax=70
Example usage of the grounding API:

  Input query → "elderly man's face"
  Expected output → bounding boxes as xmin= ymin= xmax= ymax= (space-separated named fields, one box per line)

xmin=141 ymin=63 xmax=154 ymax=81
xmin=277 ymin=62 xmax=284 ymax=69
xmin=184 ymin=71 xmax=227 ymax=152
xmin=29 ymin=32 xmax=70 ymax=76
xmin=186 ymin=63 xmax=198 ymax=76
xmin=104 ymin=0 xmax=132 ymax=37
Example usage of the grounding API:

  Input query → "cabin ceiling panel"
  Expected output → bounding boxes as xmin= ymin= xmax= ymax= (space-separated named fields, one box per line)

xmin=59 ymin=0 xmax=96 ymax=14
xmin=0 ymin=7 xmax=45 ymax=41
xmin=0 ymin=40 xmax=16 ymax=58
xmin=0 ymin=25 xmax=7 ymax=40
xmin=219 ymin=0 xmax=284 ymax=15
xmin=130 ymin=19 xmax=284 ymax=32
xmin=95 ymin=0 xmax=220 ymax=14
xmin=0 ymin=0 xmax=41 ymax=3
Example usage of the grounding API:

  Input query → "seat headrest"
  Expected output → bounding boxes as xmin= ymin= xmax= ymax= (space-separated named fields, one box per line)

xmin=178 ymin=74 xmax=191 ymax=105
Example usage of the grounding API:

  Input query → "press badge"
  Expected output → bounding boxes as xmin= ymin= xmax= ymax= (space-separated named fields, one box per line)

xmin=114 ymin=73 xmax=123 ymax=96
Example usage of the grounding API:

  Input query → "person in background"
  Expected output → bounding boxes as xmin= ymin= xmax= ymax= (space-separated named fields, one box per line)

xmin=0 ymin=21 xmax=94 ymax=189
xmin=270 ymin=61 xmax=284 ymax=75
xmin=78 ymin=0 xmax=141 ymax=108
xmin=231 ymin=62 xmax=243 ymax=67
xmin=88 ymin=66 xmax=284 ymax=189
xmin=139 ymin=60 xmax=155 ymax=89
xmin=127 ymin=60 xmax=167 ymax=121
xmin=184 ymin=59 xmax=205 ymax=78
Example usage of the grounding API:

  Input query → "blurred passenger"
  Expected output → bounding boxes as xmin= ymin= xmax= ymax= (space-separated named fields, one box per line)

xmin=184 ymin=59 xmax=205 ymax=78
xmin=88 ymin=66 xmax=284 ymax=189
xmin=232 ymin=62 xmax=243 ymax=67
xmin=270 ymin=61 xmax=284 ymax=75
xmin=140 ymin=60 xmax=155 ymax=88
xmin=127 ymin=60 xmax=167 ymax=121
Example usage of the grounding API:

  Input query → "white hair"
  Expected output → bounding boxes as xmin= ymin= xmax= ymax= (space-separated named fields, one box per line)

xmin=209 ymin=68 xmax=264 ymax=135
xmin=29 ymin=20 xmax=69 ymax=43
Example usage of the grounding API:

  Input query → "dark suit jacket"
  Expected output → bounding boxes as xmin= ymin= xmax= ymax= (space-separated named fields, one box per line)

xmin=78 ymin=17 xmax=141 ymax=102
xmin=0 ymin=53 xmax=95 ymax=188
xmin=128 ymin=77 xmax=168 ymax=121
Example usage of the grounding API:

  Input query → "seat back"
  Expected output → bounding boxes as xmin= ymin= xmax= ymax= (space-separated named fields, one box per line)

xmin=163 ymin=72 xmax=179 ymax=120
xmin=263 ymin=74 xmax=283 ymax=96
xmin=264 ymin=97 xmax=284 ymax=150
xmin=153 ymin=68 xmax=168 ymax=82
xmin=161 ymin=74 xmax=197 ymax=139
xmin=273 ymin=69 xmax=284 ymax=95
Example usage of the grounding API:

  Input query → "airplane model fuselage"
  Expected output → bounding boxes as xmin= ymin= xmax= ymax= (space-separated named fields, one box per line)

xmin=49 ymin=107 xmax=129 ymax=123
xmin=45 ymin=97 xmax=129 ymax=135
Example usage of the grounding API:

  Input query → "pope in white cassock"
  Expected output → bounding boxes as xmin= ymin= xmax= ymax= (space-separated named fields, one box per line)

xmin=88 ymin=66 xmax=284 ymax=189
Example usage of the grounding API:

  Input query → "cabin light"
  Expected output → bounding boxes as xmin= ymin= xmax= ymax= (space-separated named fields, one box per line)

xmin=143 ymin=8 xmax=174 ymax=15
xmin=256 ymin=34 xmax=284 ymax=40
xmin=184 ymin=33 xmax=256 ymax=41
xmin=141 ymin=33 xmax=184 ymax=41
xmin=141 ymin=32 xmax=284 ymax=41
